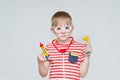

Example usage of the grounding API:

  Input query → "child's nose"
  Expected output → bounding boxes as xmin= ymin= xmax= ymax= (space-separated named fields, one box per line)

xmin=61 ymin=29 xmax=66 ymax=34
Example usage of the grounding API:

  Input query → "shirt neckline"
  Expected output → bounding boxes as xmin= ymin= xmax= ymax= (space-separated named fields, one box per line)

xmin=52 ymin=37 xmax=74 ymax=53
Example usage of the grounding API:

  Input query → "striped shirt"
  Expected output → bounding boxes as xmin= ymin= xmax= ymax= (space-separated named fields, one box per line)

xmin=46 ymin=38 xmax=85 ymax=80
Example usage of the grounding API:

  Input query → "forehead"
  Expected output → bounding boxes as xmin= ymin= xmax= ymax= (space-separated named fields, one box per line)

xmin=55 ymin=18 xmax=71 ymax=26
xmin=56 ymin=19 xmax=67 ymax=26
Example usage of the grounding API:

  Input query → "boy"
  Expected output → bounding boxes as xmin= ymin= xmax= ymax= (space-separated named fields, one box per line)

xmin=37 ymin=11 xmax=92 ymax=80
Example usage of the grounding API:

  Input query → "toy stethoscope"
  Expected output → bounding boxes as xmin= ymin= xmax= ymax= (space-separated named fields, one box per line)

xmin=52 ymin=37 xmax=79 ymax=64
xmin=52 ymin=37 xmax=73 ymax=53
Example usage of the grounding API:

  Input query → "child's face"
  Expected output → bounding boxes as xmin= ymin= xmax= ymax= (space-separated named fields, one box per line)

xmin=51 ymin=19 xmax=74 ymax=41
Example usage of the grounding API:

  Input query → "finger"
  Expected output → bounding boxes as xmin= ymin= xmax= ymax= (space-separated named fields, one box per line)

xmin=37 ymin=54 xmax=44 ymax=62
xmin=37 ymin=56 xmax=42 ymax=63
xmin=42 ymin=53 xmax=46 ymax=61
xmin=86 ymin=45 xmax=92 ymax=50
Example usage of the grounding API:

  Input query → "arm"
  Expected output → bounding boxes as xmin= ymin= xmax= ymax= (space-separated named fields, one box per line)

xmin=37 ymin=54 xmax=50 ymax=77
xmin=80 ymin=56 xmax=90 ymax=78
xmin=80 ymin=44 xmax=92 ymax=78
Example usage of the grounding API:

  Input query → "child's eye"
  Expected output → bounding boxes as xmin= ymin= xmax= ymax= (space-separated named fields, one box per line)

xmin=65 ymin=26 xmax=71 ymax=30
xmin=56 ymin=27 xmax=61 ymax=31
xmin=65 ymin=26 xmax=70 ymax=30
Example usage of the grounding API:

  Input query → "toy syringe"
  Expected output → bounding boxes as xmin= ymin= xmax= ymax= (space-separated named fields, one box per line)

xmin=40 ymin=42 xmax=49 ymax=60
xmin=82 ymin=36 xmax=91 ymax=54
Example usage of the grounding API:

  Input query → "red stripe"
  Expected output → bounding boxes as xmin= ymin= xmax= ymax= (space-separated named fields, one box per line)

xmin=64 ymin=68 xmax=80 ymax=72
xmin=50 ymin=74 xmax=80 ymax=80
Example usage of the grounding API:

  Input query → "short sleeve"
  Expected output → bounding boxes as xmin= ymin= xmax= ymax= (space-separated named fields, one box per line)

xmin=78 ymin=44 xmax=85 ymax=62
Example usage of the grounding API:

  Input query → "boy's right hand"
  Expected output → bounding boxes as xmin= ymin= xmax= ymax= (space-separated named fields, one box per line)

xmin=37 ymin=53 xmax=46 ymax=64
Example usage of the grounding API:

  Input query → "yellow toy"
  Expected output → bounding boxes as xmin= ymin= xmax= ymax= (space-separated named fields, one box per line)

xmin=82 ymin=35 xmax=90 ymax=44
xmin=82 ymin=36 xmax=90 ymax=54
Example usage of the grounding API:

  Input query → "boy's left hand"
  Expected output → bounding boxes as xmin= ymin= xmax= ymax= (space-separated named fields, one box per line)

xmin=84 ymin=44 xmax=92 ymax=57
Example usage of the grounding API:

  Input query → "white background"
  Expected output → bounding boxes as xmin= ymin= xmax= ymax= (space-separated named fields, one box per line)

xmin=0 ymin=0 xmax=120 ymax=80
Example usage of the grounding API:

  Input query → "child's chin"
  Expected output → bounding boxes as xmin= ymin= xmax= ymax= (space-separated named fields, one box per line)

xmin=59 ymin=37 xmax=68 ymax=41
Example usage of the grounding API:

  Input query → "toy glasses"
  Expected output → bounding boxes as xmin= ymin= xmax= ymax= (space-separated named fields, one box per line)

xmin=54 ymin=26 xmax=72 ymax=33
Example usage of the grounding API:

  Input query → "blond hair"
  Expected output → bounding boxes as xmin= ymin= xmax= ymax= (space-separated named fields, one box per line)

xmin=51 ymin=11 xmax=72 ymax=27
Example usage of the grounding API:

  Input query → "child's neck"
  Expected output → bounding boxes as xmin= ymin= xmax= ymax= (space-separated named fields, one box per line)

xmin=57 ymin=38 xmax=71 ymax=44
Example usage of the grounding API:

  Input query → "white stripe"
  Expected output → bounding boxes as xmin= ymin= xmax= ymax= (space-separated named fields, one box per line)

xmin=67 ymin=50 xmax=82 ymax=52
xmin=50 ymin=72 xmax=64 ymax=75
xmin=50 ymin=64 xmax=80 ymax=70
xmin=50 ymin=69 xmax=63 ymax=72
xmin=65 ymin=75 xmax=80 ymax=79
xmin=64 ymin=69 xmax=80 ymax=73
xmin=49 ymin=53 xmax=61 ymax=55
xmin=50 ymin=75 xmax=80 ymax=80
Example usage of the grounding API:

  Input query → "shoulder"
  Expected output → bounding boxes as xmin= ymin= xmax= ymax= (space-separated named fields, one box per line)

xmin=72 ymin=37 xmax=85 ymax=47
xmin=72 ymin=41 xmax=85 ymax=48
xmin=45 ymin=42 xmax=54 ymax=50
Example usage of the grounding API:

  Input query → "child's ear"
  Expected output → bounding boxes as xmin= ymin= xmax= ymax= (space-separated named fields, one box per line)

xmin=71 ymin=26 xmax=74 ymax=32
xmin=50 ymin=27 xmax=55 ymax=34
